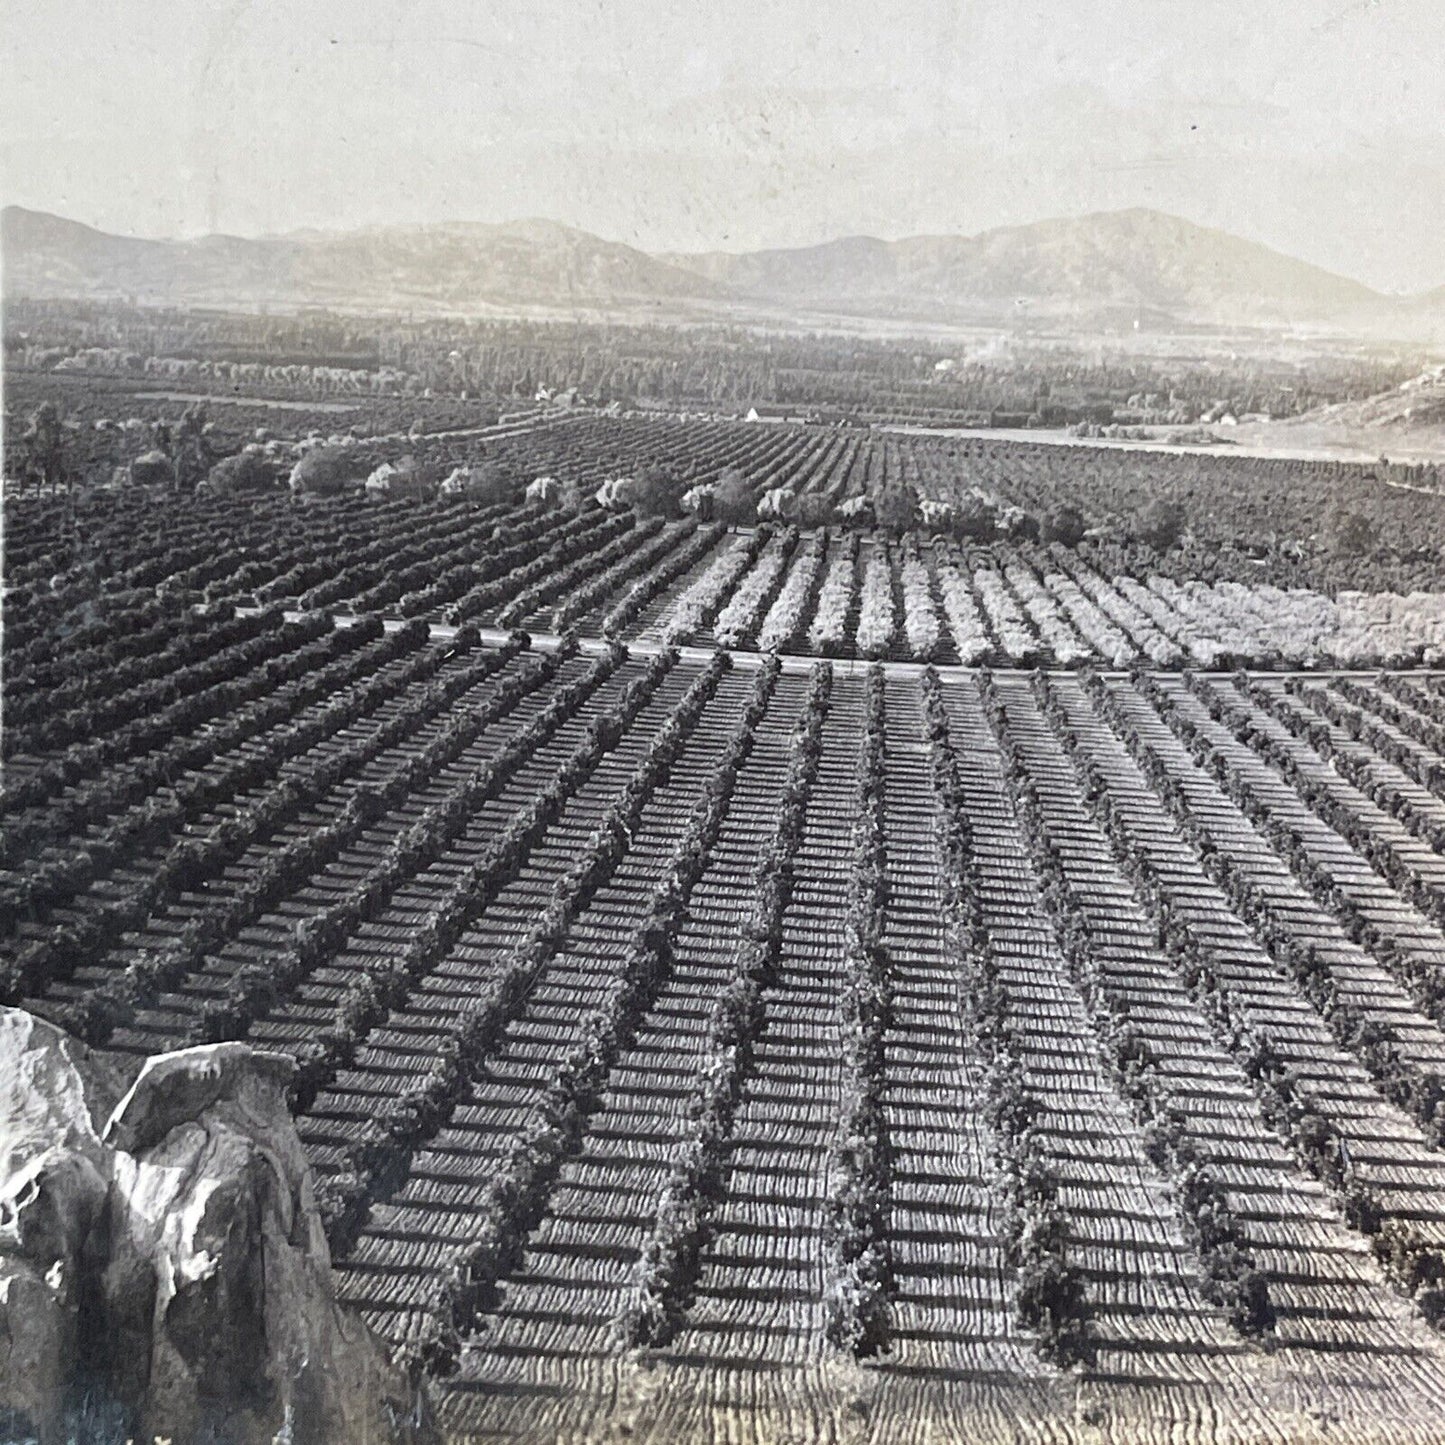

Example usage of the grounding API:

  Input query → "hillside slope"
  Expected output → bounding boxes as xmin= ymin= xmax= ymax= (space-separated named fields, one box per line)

xmin=1 ymin=207 xmax=719 ymax=309
xmin=5 ymin=204 xmax=1440 ymax=335
xmin=662 ymin=209 xmax=1390 ymax=326
xmin=1278 ymin=363 xmax=1445 ymax=434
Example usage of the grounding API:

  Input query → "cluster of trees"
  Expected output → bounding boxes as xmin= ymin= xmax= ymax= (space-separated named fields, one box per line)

xmin=7 ymin=393 xmax=290 ymax=498
xmin=1288 ymin=679 xmax=1445 ymax=799
xmin=25 ymin=621 xmax=499 ymax=1028
xmin=1084 ymin=675 xmax=1445 ymax=1157
xmin=496 ymin=515 xmax=667 ymax=627
xmin=12 ymin=298 xmax=1429 ymax=423
xmin=312 ymin=645 xmax=697 ymax=1251
xmin=397 ymin=656 xmax=783 ymax=1376
xmin=854 ymin=549 xmax=896 ymax=660
xmin=5 ymin=586 xmax=184 ymax=681
xmin=898 ymin=537 xmax=940 ymax=660
xmin=4 ymin=626 xmax=521 ymax=1005
xmin=21 ymin=389 xmax=1440 ymax=609
xmin=1167 ymin=684 xmax=1445 ymax=1017
xmin=680 ymin=481 xmax=1190 ymax=557
xmin=52 ymin=633 xmax=570 ymax=1046
xmin=0 ymin=616 xmax=422 ymax=934
xmin=823 ymin=666 xmax=893 ymax=1354
xmin=441 ymin=511 xmax=636 ymax=625
xmin=1335 ymin=677 xmax=1445 ymax=759
xmin=290 ymin=498 xmax=515 ymax=611
xmin=5 ymin=596 xmax=238 ymax=761
xmin=617 ymin=663 xmax=832 ymax=1348
xmin=3 ymin=508 xmax=248 ymax=644
xmin=994 ymin=677 xmax=1275 ymax=1336
xmin=4 ymin=606 xmax=327 ymax=763
xmin=933 ymin=541 xmax=991 ymax=665
xmin=7 ymin=300 xmax=383 ymax=369
xmin=5 ymin=603 xmax=269 ymax=744
xmin=920 ymin=670 xmax=1091 ymax=1364
xmin=362 ymin=504 xmax=569 ymax=616
xmin=51 ymin=345 xmax=414 ymax=397
xmin=970 ymin=566 xmax=1040 ymax=667
xmin=1042 ymin=547 xmax=1183 ymax=666
xmin=1000 ymin=558 xmax=1092 ymax=666
xmin=596 ymin=524 xmax=727 ymax=640
xmin=754 ymin=531 xmax=828 ymax=653
xmin=1030 ymin=678 xmax=1389 ymax=1250
xmin=658 ymin=529 xmax=775 ymax=645
xmin=1150 ymin=681 xmax=1445 ymax=1086
xmin=713 ymin=529 xmax=802 ymax=648
xmin=1377 ymin=673 xmax=1445 ymax=732
xmin=546 ymin=519 xmax=709 ymax=632
xmin=939 ymin=435 xmax=1443 ymax=592
xmin=1181 ymin=675 xmax=1445 ymax=942
xmin=280 ymin=643 xmax=612 ymax=1105
xmin=806 ymin=534 xmax=861 ymax=656
xmin=1248 ymin=680 xmax=1445 ymax=855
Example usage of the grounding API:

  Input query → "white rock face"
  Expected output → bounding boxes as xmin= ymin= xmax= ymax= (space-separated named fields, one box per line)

xmin=1 ymin=1011 xmax=110 ymax=1444
xmin=0 ymin=1009 xmax=432 ymax=1445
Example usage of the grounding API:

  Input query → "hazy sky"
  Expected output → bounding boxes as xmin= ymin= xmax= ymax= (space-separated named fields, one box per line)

xmin=4 ymin=0 xmax=1443 ymax=292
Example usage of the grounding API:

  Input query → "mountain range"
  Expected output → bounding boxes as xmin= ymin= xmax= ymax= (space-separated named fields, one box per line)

xmin=4 ymin=204 xmax=1441 ymax=339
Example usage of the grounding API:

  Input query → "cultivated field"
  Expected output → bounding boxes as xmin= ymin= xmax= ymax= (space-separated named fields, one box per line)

xmin=7 ymin=417 xmax=1445 ymax=1441
xmin=7 ymin=440 xmax=1445 ymax=671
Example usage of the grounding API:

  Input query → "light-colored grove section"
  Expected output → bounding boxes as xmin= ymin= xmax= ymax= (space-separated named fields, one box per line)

xmin=1138 ymin=578 xmax=1445 ymax=668
xmin=637 ymin=527 xmax=1445 ymax=668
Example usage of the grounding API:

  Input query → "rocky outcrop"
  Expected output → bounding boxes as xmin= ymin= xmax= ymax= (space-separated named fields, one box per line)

xmin=1 ymin=1011 xmax=111 ymax=1444
xmin=0 ymin=1008 xmax=431 ymax=1445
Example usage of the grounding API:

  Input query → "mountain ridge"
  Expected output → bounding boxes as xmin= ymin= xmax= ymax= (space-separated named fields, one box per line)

xmin=659 ymin=209 xmax=1395 ymax=322
xmin=4 ymin=203 xmax=1440 ymax=337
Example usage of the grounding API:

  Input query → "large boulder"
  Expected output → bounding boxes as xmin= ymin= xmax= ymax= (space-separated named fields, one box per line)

xmin=0 ymin=1012 xmax=113 ymax=1445
xmin=0 ymin=1009 xmax=431 ymax=1445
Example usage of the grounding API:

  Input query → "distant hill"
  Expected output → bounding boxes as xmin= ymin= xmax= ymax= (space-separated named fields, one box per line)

xmin=4 ymin=204 xmax=1440 ymax=336
xmin=662 ymin=209 xmax=1400 ymax=329
xmin=0 ymin=207 xmax=719 ymax=310
xmin=1290 ymin=362 xmax=1445 ymax=432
